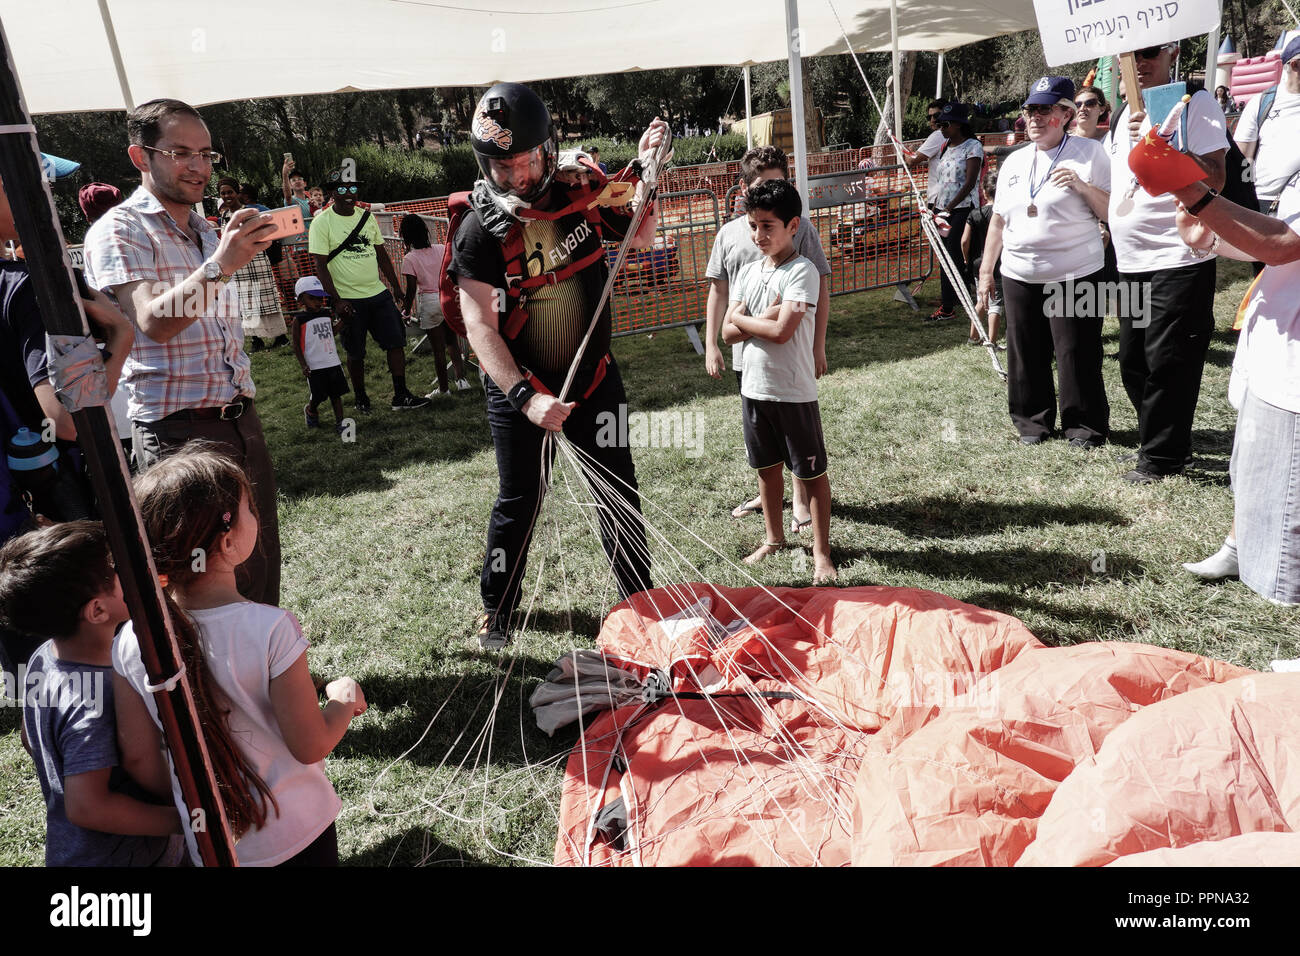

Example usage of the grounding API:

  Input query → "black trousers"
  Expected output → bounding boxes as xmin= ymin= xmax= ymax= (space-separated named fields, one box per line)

xmin=934 ymin=205 xmax=972 ymax=313
xmin=1117 ymin=260 xmax=1216 ymax=474
xmin=1003 ymin=270 xmax=1110 ymax=443
xmin=481 ymin=359 xmax=652 ymax=626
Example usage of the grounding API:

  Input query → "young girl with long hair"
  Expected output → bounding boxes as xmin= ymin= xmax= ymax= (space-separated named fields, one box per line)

xmin=398 ymin=213 xmax=471 ymax=397
xmin=112 ymin=443 xmax=366 ymax=865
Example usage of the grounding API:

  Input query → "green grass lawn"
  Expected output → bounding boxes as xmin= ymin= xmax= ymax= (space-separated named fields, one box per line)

xmin=1 ymin=258 xmax=1295 ymax=866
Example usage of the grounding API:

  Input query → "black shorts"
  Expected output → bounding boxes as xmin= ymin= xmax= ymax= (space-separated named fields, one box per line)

xmin=741 ymin=396 xmax=828 ymax=480
xmin=307 ymin=365 xmax=349 ymax=404
xmin=340 ymin=291 xmax=406 ymax=359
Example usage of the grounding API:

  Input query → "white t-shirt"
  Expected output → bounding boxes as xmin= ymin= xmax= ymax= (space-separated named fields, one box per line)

xmin=1233 ymin=86 xmax=1300 ymax=204
xmin=297 ymin=313 xmax=342 ymax=371
xmin=730 ymin=255 xmax=820 ymax=403
xmin=706 ymin=213 xmax=830 ymax=372
xmin=993 ymin=134 xmax=1111 ymax=283
xmin=1231 ymin=171 xmax=1300 ymax=413
xmin=916 ymin=130 xmax=946 ymax=202
xmin=113 ymin=602 xmax=342 ymax=866
xmin=1107 ymin=89 xmax=1229 ymax=272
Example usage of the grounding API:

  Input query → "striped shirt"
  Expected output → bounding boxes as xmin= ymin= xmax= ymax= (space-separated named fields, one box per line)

xmin=82 ymin=187 xmax=253 ymax=422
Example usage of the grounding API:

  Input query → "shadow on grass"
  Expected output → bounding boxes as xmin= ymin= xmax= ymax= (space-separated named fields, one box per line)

xmin=338 ymin=652 xmax=576 ymax=768
xmin=835 ymin=496 xmax=1129 ymax=539
xmin=866 ymin=543 xmax=1147 ymax=588
xmin=962 ymin=588 xmax=1134 ymax=647
xmin=347 ymin=826 xmax=494 ymax=867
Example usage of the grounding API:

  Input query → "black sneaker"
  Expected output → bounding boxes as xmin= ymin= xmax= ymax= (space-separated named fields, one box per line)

xmin=474 ymin=613 xmax=512 ymax=650
xmin=1019 ymin=433 xmax=1048 ymax=445
xmin=391 ymin=392 xmax=432 ymax=410
xmin=354 ymin=394 xmax=372 ymax=414
xmin=1121 ymin=467 xmax=1163 ymax=485
xmin=1069 ymin=437 xmax=1104 ymax=450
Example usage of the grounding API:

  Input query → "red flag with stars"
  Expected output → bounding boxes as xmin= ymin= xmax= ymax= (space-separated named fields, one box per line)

xmin=1127 ymin=129 xmax=1207 ymax=197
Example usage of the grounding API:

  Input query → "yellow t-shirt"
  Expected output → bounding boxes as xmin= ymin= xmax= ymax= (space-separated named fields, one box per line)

xmin=308 ymin=206 xmax=386 ymax=300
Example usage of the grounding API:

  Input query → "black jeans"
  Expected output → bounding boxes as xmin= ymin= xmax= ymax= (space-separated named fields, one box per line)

xmin=934 ymin=205 xmax=972 ymax=313
xmin=481 ymin=359 xmax=652 ymax=627
xmin=132 ymin=401 xmax=281 ymax=606
xmin=1117 ymin=260 xmax=1216 ymax=474
xmin=1003 ymin=270 xmax=1110 ymax=443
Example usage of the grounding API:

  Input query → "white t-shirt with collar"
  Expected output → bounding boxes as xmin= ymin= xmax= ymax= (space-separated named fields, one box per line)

xmin=992 ymin=133 xmax=1110 ymax=283
xmin=1231 ymin=171 xmax=1300 ymax=414
xmin=1107 ymin=89 xmax=1230 ymax=272
xmin=1233 ymin=85 xmax=1300 ymax=204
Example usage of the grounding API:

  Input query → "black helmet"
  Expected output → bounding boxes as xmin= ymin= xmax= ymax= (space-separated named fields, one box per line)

xmin=470 ymin=82 xmax=557 ymax=203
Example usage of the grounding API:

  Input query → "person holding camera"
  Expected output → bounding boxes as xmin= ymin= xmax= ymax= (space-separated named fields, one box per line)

xmin=82 ymin=97 xmax=283 ymax=606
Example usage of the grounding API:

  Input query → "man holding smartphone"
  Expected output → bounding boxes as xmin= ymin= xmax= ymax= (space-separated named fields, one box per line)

xmin=82 ymin=97 xmax=284 ymax=605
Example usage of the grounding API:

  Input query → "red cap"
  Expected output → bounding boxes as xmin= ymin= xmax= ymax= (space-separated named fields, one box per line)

xmin=78 ymin=183 xmax=124 ymax=223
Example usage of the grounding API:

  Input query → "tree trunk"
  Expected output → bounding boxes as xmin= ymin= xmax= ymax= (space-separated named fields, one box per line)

xmin=803 ymin=77 xmax=822 ymax=151
xmin=874 ymin=51 xmax=917 ymax=146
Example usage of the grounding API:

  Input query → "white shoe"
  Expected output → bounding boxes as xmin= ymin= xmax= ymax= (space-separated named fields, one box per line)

xmin=1181 ymin=540 xmax=1239 ymax=581
xmin=424 ymin=389 xmax=452 ymax=400
xmin=456 ymin=378 xmax=472 ymax=391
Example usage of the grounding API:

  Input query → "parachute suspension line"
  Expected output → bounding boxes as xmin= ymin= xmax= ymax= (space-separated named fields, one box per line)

xmin=824 ymin=0 xmax=1007 ymax=381
xmin=549 ymin=438 xmax=875 ymax=819
xmin=556 ymin=126 xmax=674 ymax=404
xmin=542 ymin=440 xmax=863 ymax=860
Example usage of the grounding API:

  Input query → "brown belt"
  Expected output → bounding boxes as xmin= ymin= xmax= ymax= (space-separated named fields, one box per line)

xmin=160 ymin=396 xmax=252 ymax=423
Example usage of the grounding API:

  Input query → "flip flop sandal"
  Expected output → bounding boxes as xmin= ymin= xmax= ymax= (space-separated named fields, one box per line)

xmin=790 ymin=516 xmax=813 ymax=534
xmin=731 ymin=500 xmax=762 ymax=519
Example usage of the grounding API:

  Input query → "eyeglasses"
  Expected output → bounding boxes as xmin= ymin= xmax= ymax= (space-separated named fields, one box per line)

xmin=1135 ymin=45 xmax=1171 ymax=59
xmin=143 ymin=145 xmax=222 ymax=166
xmin=1022 ymin=104 xmax=1055 ymax=116
xmin=927 ymin=113 xmax=941 ymax=122
xmin=333 ymin=185 xmax=358 ymax=195
xmin=1074 ymin=98 xmax=1101 ymax=109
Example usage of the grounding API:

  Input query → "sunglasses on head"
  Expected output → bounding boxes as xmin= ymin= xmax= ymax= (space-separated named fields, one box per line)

xmin=333 ymin=184 xmax=358 ymax=195
xmin=1074 ymin=98 xmax=1101 ymax=108
xmin=1135 ymin=45 xmax=1171 ymax=59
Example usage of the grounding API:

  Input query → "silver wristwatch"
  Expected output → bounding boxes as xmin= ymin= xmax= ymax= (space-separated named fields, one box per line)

xmin=203 ymin=258 xmax=233 ymax=283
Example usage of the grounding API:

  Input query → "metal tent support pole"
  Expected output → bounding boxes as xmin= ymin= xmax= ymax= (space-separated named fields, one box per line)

xmin=0 ymin=17 xmax=236 ymax=867
xmin=785 ymin=0 xmax=810 ymax=213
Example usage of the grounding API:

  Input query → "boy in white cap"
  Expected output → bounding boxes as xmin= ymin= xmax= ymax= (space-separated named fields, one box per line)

xmin=290 ymin=276 xmax=349 ymax=434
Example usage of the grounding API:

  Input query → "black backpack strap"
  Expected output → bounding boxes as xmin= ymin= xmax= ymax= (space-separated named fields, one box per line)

xmin=324 ymin=208 xmax=372 ymax=265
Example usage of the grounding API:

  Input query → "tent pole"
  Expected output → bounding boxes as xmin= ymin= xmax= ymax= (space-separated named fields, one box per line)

xmin=936 ymin=52 xmax=945 ymax=98
xmin=1204 ymin=1 xmax=1222 ymax=90
xmin=784 ymin=0 xmax=810 ymax=213
xmin=744 ymin=64 xmax=753 ymax=149
xmin=96 ymin=0 xmax=135 ymax=109
xmin=0 ymin=18 xmax=236 ymax=866
xmin=890 ymin=0 xmax=903 ymax=143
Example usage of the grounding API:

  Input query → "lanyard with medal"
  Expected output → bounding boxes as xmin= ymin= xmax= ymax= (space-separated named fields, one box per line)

xmin=1027 ymin=132 xmax=1070 ymax=218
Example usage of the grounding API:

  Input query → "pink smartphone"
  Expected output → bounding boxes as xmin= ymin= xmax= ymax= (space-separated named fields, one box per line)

xmin=258 ymin=205 xmax=305 ymax=241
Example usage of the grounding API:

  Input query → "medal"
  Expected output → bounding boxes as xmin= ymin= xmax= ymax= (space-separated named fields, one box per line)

xmin=1027 ymin=133 xmax=1069 ymax=220
xmin=1116 ymin=180 xmax=1138 ymax=217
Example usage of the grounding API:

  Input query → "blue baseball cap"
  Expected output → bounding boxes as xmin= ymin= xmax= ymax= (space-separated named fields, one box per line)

xmin=39 ymin=153 xmax=80 ymax=181
xmin=1282 ymin=35 xmax=1300 ymax=64
xmin=1023 ymin=76 xmax=1076 ymax=108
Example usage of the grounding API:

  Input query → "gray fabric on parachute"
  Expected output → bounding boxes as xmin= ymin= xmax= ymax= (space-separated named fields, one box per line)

xmin=530 ymin=648 xmax=667 ymax=736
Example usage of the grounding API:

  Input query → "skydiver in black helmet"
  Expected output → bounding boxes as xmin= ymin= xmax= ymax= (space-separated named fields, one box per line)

xmin=447 ymin=81 xmax=669 ymax=649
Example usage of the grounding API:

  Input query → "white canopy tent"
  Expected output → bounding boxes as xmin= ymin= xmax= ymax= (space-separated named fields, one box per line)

xmin=2 ymin=1 xmax=1043 ymax=115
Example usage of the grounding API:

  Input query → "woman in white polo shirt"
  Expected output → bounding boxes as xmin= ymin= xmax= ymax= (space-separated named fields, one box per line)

xmin=977 ymin=76 xmax=1112 ymax=447
xmin=1174 ymin=162 xmax=1300 ymax=605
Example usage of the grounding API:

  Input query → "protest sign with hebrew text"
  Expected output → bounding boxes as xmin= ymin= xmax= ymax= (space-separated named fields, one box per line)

xmin=1034 ymin=0 xmax=1221 ymax=66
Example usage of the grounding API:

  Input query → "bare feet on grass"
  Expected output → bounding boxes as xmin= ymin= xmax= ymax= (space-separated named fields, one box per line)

xmin=744 ymin=541 xmax=785 ymax=565
xmin=812 ymin=554 xmax=838 ymax=585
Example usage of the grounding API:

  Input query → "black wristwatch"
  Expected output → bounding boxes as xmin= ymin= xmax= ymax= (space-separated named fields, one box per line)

xmin=506 ymin=379 xmax=537 ymax=412
xmin=1185 ymin=186 xmax=1219 ymax=217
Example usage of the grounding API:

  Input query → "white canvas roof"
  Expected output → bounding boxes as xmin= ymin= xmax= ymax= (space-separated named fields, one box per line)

xmin=1 ymin=0 xmax=1042 ymax=115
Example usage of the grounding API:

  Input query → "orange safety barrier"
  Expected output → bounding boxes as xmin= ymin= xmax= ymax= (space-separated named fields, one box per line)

xmin=276 ymin=134 xmax=1026 ymax=327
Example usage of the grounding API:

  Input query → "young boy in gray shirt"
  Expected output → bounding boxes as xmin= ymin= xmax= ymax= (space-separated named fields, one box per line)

xmin=722 ymin=179 xmax=836 ymax=585
xmin=705 ymin=146 xmax=831 ymax=530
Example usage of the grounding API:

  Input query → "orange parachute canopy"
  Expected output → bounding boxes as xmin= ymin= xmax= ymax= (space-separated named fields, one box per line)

xmin=546 ymin=584 xmax=1287 ymax=866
